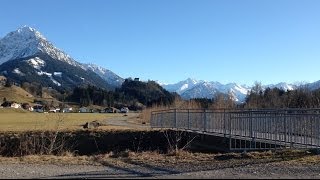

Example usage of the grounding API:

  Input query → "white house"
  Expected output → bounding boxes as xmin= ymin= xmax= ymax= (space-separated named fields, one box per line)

xmin=10 ymin=103 xmax=21 ymax=109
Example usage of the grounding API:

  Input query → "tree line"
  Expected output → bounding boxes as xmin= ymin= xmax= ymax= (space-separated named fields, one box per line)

xmin=244 ymin=82 xmax=320 ymax=109
xmin=66 ymin=78 xmax=176 ymax=110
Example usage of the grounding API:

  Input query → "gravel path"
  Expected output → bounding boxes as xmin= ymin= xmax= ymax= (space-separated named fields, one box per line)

xmin=0 ymin=163 xmax=176 ymax=179
xmin=1 ymin=159 xmax=320 ymax=179
xmin=0 ymin=164 xmax=106 ymax=179
xmin=155 ymin=163 xmax=320 ymax=179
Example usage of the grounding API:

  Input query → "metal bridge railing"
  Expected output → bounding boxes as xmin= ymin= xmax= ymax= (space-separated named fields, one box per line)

xmin=151 ymin=109 xmax=320 ymax=151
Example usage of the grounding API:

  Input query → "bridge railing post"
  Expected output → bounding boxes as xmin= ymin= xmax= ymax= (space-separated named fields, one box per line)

xmin=152 ymin=112 xmax=156 ymax=128
xmin=284 ymin=113 xmax=287 ymax=146
xmin=174 ymin=109 xmax=177 ymax=129
xmin=250 ymin=112 xmax=253 ymax=138
xmin=188 ymin=109 xmax=190 ymax=130
xmin=223 ymin=109 xmax=226 ymax=138
xmin=318 ymin=116 xmax=320 ymax=152
xmin=229 ymin=112 xmax=232 ymax=150
xmin=161 ymin=113 xmax=164 ymax=129
xmin=204 ymin=109 xmax=207 ymax=132
xmin=250 ymin=111 xmax=255 ymax=149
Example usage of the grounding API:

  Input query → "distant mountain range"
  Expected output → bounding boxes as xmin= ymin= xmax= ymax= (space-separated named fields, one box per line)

xmin=0 ymin=26 xmax=123 ymax=91
xmin=162 ymin=78 xmax=320 ymax=103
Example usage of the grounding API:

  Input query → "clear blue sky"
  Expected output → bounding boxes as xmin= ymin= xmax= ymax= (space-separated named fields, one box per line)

xmin=0 ymin=0 xmax=320 ymax=86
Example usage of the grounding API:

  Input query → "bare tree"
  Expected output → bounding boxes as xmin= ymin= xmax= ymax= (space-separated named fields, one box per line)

xmin=162 ymin=130 xmax=198 ymax=154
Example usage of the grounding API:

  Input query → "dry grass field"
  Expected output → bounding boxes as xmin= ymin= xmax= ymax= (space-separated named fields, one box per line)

xmin=0 ymin=109 xmax=137 ymax=132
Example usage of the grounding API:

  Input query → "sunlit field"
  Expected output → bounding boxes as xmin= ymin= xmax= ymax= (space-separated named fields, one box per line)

xmin=0 ymin=109 xmax=130 ymax=132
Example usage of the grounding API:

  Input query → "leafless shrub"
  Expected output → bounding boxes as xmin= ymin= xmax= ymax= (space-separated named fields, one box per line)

xmin=3 ymin=113 xmax=74 ymax=156
xmin=162 ymin=130 xmax=198 ymax=155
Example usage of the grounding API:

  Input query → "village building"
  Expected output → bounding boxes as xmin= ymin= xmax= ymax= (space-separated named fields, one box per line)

xmin=104 ymin=107 xmax=120 ymax=113
xmin=10 ymin=103 xmax=21 ymax=109
xmin=62 ymin=107 xmax=73 ymax=113
xmin=21 ymin=103 xmax=34 ymax=111
xmin=33 ymin=104 xmax=44 ymax=113
xmin=120 ymin=107 xmax=129 ymax=113
xmin=79 ymin=107 xmax=90 ymax=113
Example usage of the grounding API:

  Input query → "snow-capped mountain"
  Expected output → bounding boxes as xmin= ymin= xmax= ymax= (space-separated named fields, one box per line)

xmin=82 ymin=63 xmax=124 ymax=87
xmin=0 ymin=26 xmax=82 ymax=67
xmin=163 ymin=79 xmax=301 ymax=103
xmin=163 ymin=78 xmax=204 ymax=94
xmin=306 ymin=80 xmax=320 ymax=91
xmin=181 ymin=81 xmax=250 ymax=102
xmin=0 ymin=26 xmax=122 ymax=90
xmin=264 ymin=82 xmax=296 ymax=92
xmin=220 ymin=83 xmax=251 ymax=102
xmin=164 ymin=79 xmax=251 ymax=102
xmin=155 ymin=80 xmax=168 ymax=86
xmin=180 ymin=82 xmax=219 ymax=100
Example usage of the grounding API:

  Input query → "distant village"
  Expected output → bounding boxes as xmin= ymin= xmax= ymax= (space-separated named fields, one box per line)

xmin=0 ymin=76 xmax=130 ymax=114
xmin=0 ymin=98 xmax=130 ymax=114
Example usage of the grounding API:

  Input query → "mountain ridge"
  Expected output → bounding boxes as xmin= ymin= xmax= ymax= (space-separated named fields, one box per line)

xmin=0 ymin=26 xmax=124 ymax=90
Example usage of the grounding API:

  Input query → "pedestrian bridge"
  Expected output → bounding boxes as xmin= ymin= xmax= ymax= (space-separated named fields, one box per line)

xmin=150 ymin=109 xmax=320 ymax=151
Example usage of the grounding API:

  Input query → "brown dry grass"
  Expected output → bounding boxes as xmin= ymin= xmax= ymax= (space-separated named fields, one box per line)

xmin=1 ymin=149 xmax=319 ymax=166
xmin=0 ymin=112 xmax=138 ymax=132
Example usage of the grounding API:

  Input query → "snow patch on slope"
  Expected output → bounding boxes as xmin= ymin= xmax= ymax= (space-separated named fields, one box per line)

xmin=53 ymin=72 xmax=62 ymax=77
xmin=26 ymin=57 xmax=45 ymax=70
xmin=50 ymin=77 xmax=61 ymax=86
xmin=12 ymin=68 xmax=24 ymax=75
xmin=37 ymin=71 xmax=52 ymax=77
